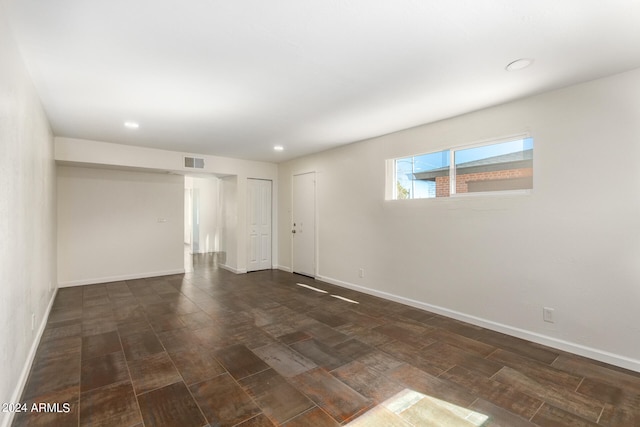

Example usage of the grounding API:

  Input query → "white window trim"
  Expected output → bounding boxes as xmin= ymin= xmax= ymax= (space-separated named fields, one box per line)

xmin=449 ymin=149 xmax=456 ymax=197
xmin=450 ymin=188 xmax=533 ymax=198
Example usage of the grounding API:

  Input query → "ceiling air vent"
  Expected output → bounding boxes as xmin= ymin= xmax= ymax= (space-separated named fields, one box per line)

xmin=184 ymin=156 xmax=205 ymax=169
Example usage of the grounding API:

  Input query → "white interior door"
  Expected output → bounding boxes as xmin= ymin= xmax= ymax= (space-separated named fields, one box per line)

xmin=247 ymin=179 xmax=272 ymax=272
xmin=292 ymin=172 xmax=316 ymax=277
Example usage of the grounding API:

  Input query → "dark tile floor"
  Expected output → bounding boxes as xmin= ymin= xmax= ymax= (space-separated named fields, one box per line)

xmin=13 ymin=253 xmax=640 ymax=426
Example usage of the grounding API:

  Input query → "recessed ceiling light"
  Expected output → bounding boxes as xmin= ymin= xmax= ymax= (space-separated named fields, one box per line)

xmin=273 ymin=145 xmax=284 ymax=151
xmin=505 ymin=58 xmax=534 ymax=71
xmin=124 ymin=121 xmax=139 ymax=129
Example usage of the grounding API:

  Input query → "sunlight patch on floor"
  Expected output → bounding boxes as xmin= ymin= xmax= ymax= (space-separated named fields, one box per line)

xmin=294 ymin=282 xmax=360 ymax=303
xmin=347 ymin=389 xmax=488 ymax=426
xmin=296 ymin=283 xmax=328 ymax=293
xmin=330 ymin=294 xmax=359 ymax=304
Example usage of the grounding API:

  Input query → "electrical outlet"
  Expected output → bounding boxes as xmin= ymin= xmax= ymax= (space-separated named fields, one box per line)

xmin=543 ymin=307 xmax=555 ymax=323
xmin=358 ymin=268 xmax=365 ymax=278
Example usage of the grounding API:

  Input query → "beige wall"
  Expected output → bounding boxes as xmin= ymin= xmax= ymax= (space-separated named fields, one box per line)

xmin=278 ymin=68 xmax=640 ymax=371
xmin=219 ymin=176 xmax=239 ymax=271
xmin=0 ymin=8 xmax=57 ymax=427
xmin=55 ymin=138 xmax=279 ymax=273
xmin=57 ymin=166 xmax=184 ymax=286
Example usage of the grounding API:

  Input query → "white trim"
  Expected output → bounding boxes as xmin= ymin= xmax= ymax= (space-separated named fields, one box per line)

xmin=449 ymin=148 xmax=456 ymax=196
xmin=316 ymin=274 xmax=640 ymax=373
xmin=450 ymin=188 xmax=533 ymax=198
xmin=277 ymin=265 xmax=292 ymax=273
xmin=58 ymin=269 xmax=185 ymax=287
xmin=3 ymin=289 xmax=58 ymax=427
xmin=220 ymin=264 xmax=247 ymax=274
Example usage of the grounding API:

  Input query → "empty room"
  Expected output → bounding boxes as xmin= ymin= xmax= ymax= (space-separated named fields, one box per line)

xmin=2 ymin=1 xmax=640 ymax=426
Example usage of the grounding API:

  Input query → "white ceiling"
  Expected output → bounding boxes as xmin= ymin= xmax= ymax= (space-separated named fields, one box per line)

xmin=7 ymin=0 xmax=640 ymax=163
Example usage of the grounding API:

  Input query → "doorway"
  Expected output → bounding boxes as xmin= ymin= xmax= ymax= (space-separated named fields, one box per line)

xmin=184 ymin=176 xmax=220 ymax=272
xmin=292 ymin=172 xmax=316 ymax=277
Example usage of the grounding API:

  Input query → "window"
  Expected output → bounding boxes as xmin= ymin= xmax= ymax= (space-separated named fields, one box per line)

xmin=396 ymin=150 xmax=449 ymax=199
xmin=393 ymin=136 xmax=533 ymax=199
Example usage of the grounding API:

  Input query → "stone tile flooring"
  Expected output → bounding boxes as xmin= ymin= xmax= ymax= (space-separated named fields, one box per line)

xmin=13 ymin=254 xmax=640 ymax=426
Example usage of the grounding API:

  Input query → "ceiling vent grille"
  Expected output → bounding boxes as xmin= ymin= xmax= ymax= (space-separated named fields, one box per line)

xmin=184 ymin=156 xmax=205 ymax=169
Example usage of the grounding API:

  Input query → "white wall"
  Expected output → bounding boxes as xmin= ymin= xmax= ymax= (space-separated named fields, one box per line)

xmin=57 ymin=166 xmax=184 ymax=286
xmin=55 ymin=138 xmax=278 ymax=273
xmin=278 ymin=68 xmax=640 ymax=372
xmin=0 ymin=8 xmax=57 ymax=427
xmin=219 ymin=176 xmax=239 ymax=271
xmin=184 ymin=186 xmax=191 ymax=244
xmin=185 ymin=175 xmax=220 ymax=254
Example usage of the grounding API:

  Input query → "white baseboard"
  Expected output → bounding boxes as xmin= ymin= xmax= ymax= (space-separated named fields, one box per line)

xmin=220 ymin=264 xmax=247 ymax=274
xmin=3 ymin=289 xmax=58 ymax=427
xmin=277 ymin=265 xmax=292 ymax=273
xmin=58 ymin=269 xmax=186 ymax=287
xmin=316 ymin=274 xmax=640 ymax=373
